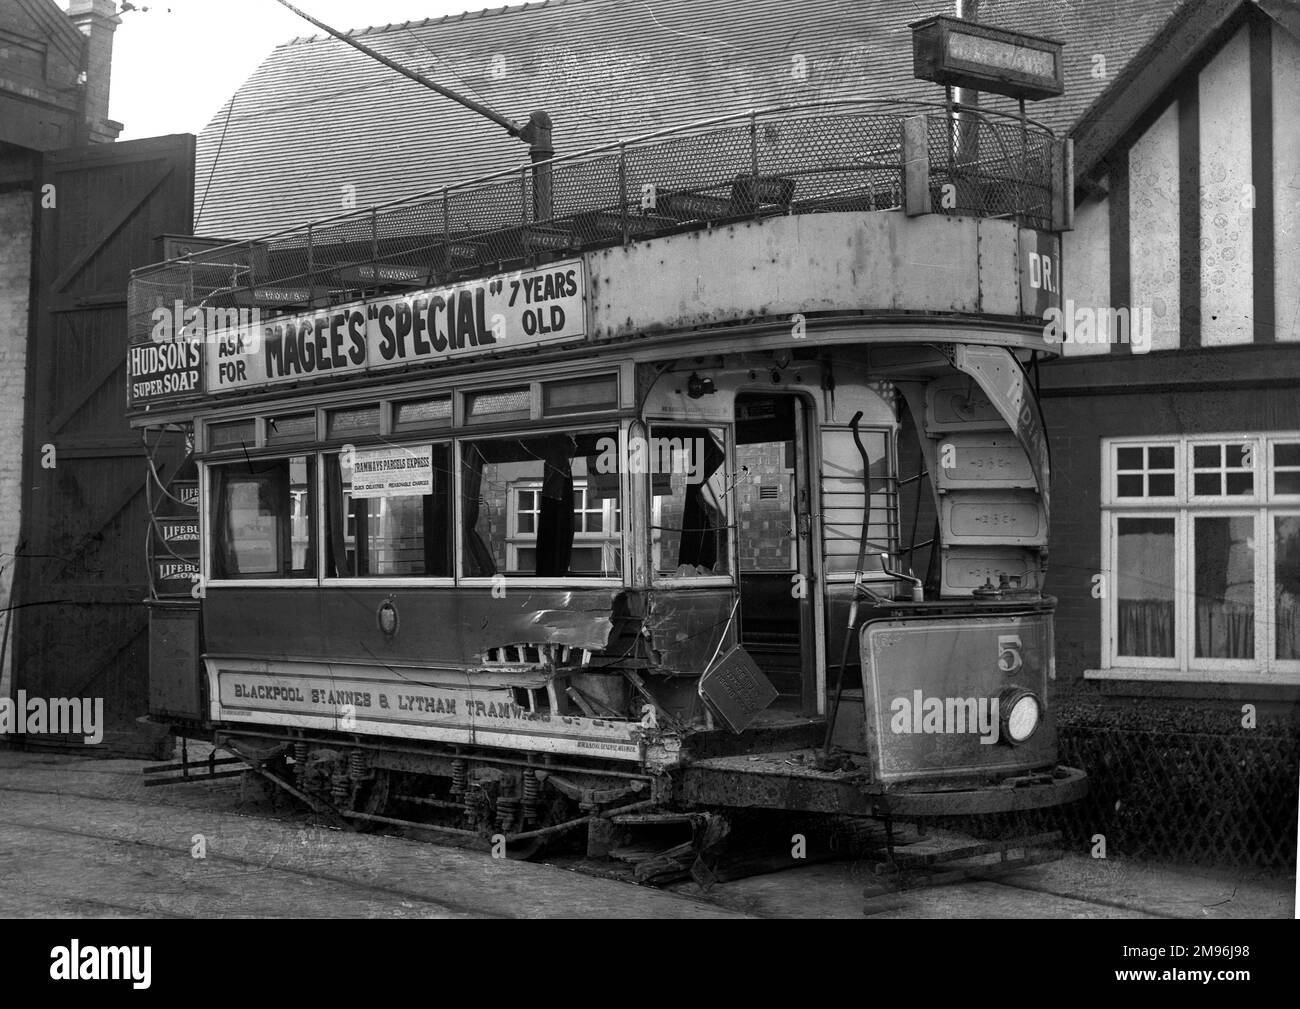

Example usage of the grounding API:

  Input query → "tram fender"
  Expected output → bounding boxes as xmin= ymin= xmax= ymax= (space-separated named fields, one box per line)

xmin=644 ymin=591 xmax=734 ymax=674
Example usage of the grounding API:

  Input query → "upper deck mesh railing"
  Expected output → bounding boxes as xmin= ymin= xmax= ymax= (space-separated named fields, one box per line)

xmin=129 ymin=101 xmax=1056 ymax=343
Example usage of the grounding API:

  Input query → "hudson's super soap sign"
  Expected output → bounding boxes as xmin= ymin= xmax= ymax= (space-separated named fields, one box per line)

xmin=207 ymin=260 xmax=586 ymax=394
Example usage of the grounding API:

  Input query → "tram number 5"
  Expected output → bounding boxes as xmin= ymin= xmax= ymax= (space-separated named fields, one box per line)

xmin=997 ymin=634 xmax=1023 ymax=673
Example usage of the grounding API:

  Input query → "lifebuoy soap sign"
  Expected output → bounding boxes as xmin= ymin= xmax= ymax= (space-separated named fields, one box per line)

xmin=348 ymin=445 xmax=434 ymax=498
xmin=207 ymin=260 xmax=586 ymax=394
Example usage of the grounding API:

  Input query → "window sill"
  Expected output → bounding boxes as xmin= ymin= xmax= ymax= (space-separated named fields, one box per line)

xmin=1085 ymin=667 xmax=1300 ymax=694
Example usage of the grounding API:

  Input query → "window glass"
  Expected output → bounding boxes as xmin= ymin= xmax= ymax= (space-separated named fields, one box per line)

xmin=393 ymin=396 xmax=452 ymax=432
xmin=211 ymin=456 xmax=315 ymax=578
xmin=1115 ymin=443 xmax=1176 ymax=498
xmin=1274 ymin=515 xmax=1300 ymax=661
xmin=1274 ymin=442 xmax=1300 ymax=496
xmin=1115 ymin=517 xmax=1175 ymax=658
xmin=542 ymin=375 xmax=619 ymax=417
xmin=327 ymin=405 xmax=379 ymax=440
xmin=266 ymin=413 xmax=316 ymax=445
xmin=1193 ymin=515 xmax=1255 ymax=659
xmin=466 ymin=387 xmax=530 ymax=422
xmin=325 ymin=444 xmax=452 ymax=577
xmin=649 ymin=426 xmax=730 ymax=577
xmin=209 ymin=419 xmax=256 ymax=450
xmin=1191 ymin=441 xmax=1254 ymax=497
xmin=461 ymin=431 xmax=621 ymax=577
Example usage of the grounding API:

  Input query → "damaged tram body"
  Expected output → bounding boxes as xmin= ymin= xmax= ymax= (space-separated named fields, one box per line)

xmin=129 ymin=102 xmax=1086 ymax=854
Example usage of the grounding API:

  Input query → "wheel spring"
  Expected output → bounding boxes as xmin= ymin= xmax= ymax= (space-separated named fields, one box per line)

xmin=330 ymin=764 xmax=351 ymax=807
xmin=292 ymin=742 xmax=308 ymax=785
xmin=450 ymin=758 xmax=467 ymax=798
xmin=497 ymin=796 xmax=521 ymax=833
xmin=348 ymin=749 xmax=366 ymax=784
xmin=522 ymin=769 xmax=539 ymax=825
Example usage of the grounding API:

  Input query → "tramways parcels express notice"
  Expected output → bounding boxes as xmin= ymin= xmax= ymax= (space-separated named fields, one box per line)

xmin=132 ymin=261 xmax=586 ymax=402
xmin=208 ymin=262 xmax=584 ymax=392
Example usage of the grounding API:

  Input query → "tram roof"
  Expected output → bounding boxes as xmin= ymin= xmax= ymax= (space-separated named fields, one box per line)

xmin=192 ymin=0 xmax=1183 ymax=239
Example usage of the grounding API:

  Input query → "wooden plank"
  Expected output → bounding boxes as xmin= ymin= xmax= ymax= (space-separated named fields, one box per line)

xmin=47 ymin=162 xmax=173 ymax=293
xmin=46 ymin=353 xmax=123 ymax=435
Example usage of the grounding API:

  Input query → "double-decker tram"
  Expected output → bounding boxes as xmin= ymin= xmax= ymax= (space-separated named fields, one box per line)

xmin=129 ymin=99 xmax=1086 ymax=870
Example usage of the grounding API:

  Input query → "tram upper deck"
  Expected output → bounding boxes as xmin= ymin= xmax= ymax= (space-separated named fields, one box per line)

xmin=126 ymin=100 xmax=1069 ymax=422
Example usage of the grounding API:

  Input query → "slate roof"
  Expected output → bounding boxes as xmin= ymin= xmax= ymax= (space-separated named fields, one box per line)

xmin=193 ymin=0 xmax=1185 ymax=238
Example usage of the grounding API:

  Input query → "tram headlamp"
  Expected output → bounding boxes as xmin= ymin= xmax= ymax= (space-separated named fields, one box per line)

xmin=686 ymin=373 xmax=715 ymax=398
xmin=999 ymin=688 xmax=1041 ymax=745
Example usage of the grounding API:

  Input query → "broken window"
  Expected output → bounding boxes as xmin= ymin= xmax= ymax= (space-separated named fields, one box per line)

xmin=324 ymin=443 xmax=452 ymax=577
xmin=462 ymin=431 xmax=622 ymax=577
xmin=650 ymin=425 xmax=730 ymax=578
xmin=210 ymin=456 xmax=315 ymax=579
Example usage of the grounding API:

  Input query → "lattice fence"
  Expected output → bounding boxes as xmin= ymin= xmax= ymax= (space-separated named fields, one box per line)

xmin=937 ymin=725 xmax=1299 ymax=871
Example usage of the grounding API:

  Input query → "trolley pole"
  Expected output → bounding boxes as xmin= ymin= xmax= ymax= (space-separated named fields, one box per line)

xmin=273 ymin=0 xmax=554 ymax=218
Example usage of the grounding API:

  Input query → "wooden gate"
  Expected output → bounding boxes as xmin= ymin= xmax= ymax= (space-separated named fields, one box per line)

xmin=13 ymin=134 xmax=194 ymax=756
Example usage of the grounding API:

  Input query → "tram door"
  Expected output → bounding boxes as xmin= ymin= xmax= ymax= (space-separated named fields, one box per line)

xmin=735 ymin=393 xmax=817 ymax=714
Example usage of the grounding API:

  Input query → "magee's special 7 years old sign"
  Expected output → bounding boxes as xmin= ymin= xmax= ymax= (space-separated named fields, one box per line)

xmin=205 ymin=260 xmax=586 ymax=393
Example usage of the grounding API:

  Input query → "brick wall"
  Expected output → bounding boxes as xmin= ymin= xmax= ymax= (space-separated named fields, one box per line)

xmin=0 ymin=189 xmax=32 ymax=698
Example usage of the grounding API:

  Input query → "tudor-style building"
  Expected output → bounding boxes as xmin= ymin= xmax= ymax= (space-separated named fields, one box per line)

xmin=1041 ymin=0 xmax=1299 ymax=866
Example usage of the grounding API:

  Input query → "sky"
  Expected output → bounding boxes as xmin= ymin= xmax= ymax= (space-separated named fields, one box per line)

xmin=57 ymin=0 xmax=532 ymax=141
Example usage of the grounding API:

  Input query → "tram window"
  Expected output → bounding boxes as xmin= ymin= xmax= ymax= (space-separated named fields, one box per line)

xmin=323 ymin=444 xmax=452 ymax=577
xmin=392 ymin=395 xmax=452 ymax=432
xmin=461 ymin=431 xmax=622 ymax=578
xmin=265 ymin=413 xmax=316 ymax=445
xmin=327 ymin=405 xmax=380 ymax=440
xmin=210 ymin=456 xmax=316 ymax=579
xmin=821 ymin=428 xmax=895 ymax=573
xmin=542 ymin=375 xmax=619 ymax=417
xmin=465 ymin=387 xmax=531 ymax=424
xmin=208 ymin=419 xmax=256 ymax=451
xmin=650 ymin=426 xmax=730 ymax=578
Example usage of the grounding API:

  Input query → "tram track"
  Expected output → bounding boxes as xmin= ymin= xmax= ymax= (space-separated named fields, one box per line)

xmin=0 ymin=776 xmax=746 ymax=918
xmin=0 ymin=762 xmax=1170 ymax=919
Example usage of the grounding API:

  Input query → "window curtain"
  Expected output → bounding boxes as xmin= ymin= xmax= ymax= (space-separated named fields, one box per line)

xmin=1196 ymin=598 xmax=1255 ymax=659
xmin=462 ymin=444 xmax=497 ymax=576
xmin=210 ymin=465 xmax=231 ymax=578
xmin=324 ymin=456 xmax=352 ymax=577
xmin=536 ymin=435 xmax=575 ymax=577
xmin=1278 ymin=591 xmax=1300 ymax=660
xmin=679 ymin=431 xmax=725 ymax=569
xmin=423 ymin=446 xmax=451 ymax=577
xmin=1117 ymin=598 xmax=1175 ymax=657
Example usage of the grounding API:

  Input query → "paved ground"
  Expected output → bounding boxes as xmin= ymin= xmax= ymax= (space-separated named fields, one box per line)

xmin=0 ymin=750 xmax=1293 ymax=919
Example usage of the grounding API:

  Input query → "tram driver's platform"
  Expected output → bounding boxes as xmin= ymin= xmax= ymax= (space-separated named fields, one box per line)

xmin=677 ymin=747 xmax=1088 ymax=818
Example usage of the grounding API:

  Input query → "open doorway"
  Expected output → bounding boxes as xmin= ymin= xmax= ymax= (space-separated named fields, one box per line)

xmin=735 ymin=393 xmax=816 ymax=714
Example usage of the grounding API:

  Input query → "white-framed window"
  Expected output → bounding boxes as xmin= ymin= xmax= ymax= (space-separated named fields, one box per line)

xmin=1097 ymin=433 xmax=1300 ymax=683
xmin=506 ymin=479 xmax=622 ymax=575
